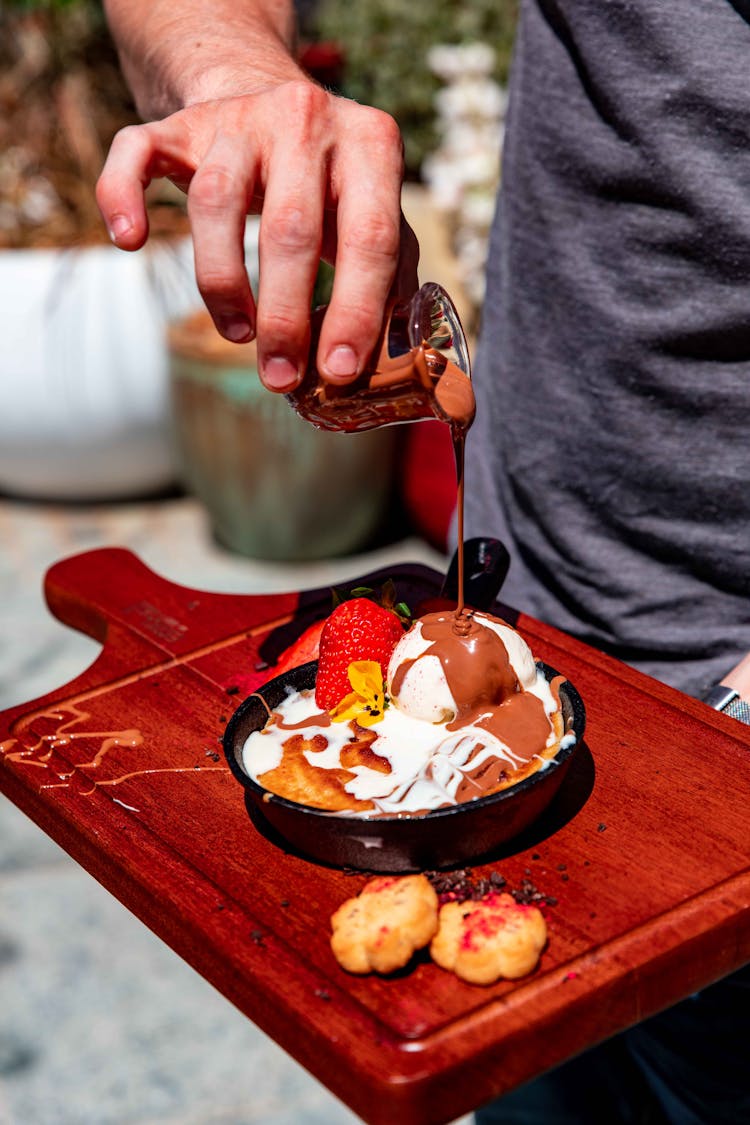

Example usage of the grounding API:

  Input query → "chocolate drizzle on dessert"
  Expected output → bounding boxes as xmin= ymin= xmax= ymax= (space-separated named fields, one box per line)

xmin=389 ymin=608 xmax=555 ymax=781
xmin=406 ymin=612 xmax=518 ymax=712
xmin=274 ymin=710 xmax=332 ymax=731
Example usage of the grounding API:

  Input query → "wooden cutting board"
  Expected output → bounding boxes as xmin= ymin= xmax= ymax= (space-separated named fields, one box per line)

xmin=1 ymin=547 xmax=749 ymax=1125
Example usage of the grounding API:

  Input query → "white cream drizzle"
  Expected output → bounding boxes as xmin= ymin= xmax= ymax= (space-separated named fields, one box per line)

xmin=241 ymin=665 xmax=563 ymax=818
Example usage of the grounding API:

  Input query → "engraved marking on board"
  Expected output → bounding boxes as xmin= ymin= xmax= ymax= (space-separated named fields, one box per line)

xmin=124 ymin=600 xmax=189 ymax=643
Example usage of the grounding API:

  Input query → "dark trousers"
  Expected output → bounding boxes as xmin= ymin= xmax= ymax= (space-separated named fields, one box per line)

xmin=476 ymin=967 xmax=749 ymax=1125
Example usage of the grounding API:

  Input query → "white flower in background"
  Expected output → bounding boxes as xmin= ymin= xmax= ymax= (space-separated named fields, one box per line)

xmin=421 ymin=155 xmax=465 ymax=212
xmin=435 ymin=81 xmax=506 ymax=122
xmin=427 ymin=42 xmax=496 ymax=81
xmin=423 ymin=43 xmax=507 ymax=329
xmin=461 ymin=190 xmax=498 ymax=230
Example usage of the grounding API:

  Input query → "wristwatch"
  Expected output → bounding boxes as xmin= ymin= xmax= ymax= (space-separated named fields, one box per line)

xmin=703 ymin=684 xmax=750 ymax=725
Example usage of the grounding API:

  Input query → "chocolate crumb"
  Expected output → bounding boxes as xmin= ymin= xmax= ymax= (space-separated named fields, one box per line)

xmin=255 ymin=660 xmax=270 ymax=672
xmin=511 ymin=877 xmax=558 ymax=908
xmin=556 ymin=863 xmax=567 ymax=871
xmin=597 ymin=822 xmax=608 ymax=832
xmin=250 ymin=930 xmax=265 ymax=945
xmin=205 ymin=749 xmax=220 ymax=762
xmin=280 ymin=899 xmax=290 ymax=908
xmin=426 ymin=867 xmax=558 ymax=906
xmin=531 ymin=852 xmax=541 ymax=860
xmin=561 ymin=874 xmax=569 ymax=882
xmin=425 ymin=869 xmax=481 ymax=903
xmin=226 ymin=685 xmax=240 ymax=696
xmin=315 ymin=988 xmax=331 ymax=1002
xmin=219 ymin=714 xmax=227 ymax=723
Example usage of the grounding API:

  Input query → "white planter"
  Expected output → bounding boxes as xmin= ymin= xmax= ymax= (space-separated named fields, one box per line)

xmin=0 ymin=237 xmax=200 ymax=500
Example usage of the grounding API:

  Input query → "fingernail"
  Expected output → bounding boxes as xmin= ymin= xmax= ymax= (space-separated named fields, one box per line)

xmin=108 ymin=215 xmax=132 ymax=242
xmin=323 ymin=345 xmax=359 ymax=381
xmin=262 ymin=356 xmax=301 ymax=391
xmin=218 ymin=315 xmax=254 ymax=343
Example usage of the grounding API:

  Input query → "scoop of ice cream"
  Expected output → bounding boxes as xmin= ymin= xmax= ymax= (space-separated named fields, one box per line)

xmin=387 ymin=610 xmax=538 ymax=723
xmin=386 ymin=634 xmax=455 ymax=723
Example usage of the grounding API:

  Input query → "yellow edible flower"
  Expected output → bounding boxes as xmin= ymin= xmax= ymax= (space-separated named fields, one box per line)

xmin=329 ymin=661 xmax=386 ymax=727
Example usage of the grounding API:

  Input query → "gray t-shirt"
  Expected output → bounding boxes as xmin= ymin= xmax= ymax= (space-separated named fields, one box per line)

xmin=466 ymin=0 xmax=750 ymax=698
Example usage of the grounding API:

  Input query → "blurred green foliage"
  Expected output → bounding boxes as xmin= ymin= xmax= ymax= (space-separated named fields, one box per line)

xmin=5 ymin=0 xmax=86 ymax=9
xmin=311 ymin=0 xmax=519 ymax=175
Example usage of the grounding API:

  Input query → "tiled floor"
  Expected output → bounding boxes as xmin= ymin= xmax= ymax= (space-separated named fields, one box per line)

xmin=0 ymin=494 xmax=474 ymax=1125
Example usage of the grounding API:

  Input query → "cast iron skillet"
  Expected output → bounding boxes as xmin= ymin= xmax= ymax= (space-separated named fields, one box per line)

xmin=223 ymin=539 xmax=586 ymax=872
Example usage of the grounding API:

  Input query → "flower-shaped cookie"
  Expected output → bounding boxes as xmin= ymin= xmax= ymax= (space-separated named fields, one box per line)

xmin=330 ymin=874 xmax=439 ymax=974
xmin=430 ymin=891 xmax=547 ymax=985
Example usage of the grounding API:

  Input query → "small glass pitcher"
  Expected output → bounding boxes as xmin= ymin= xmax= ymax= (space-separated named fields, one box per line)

xmin=286 ymin=282 xmax=472 ymax=433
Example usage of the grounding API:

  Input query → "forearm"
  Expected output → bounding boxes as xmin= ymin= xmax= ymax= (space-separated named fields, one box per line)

xmin=103 ymin=0 xmax=302 ymax=119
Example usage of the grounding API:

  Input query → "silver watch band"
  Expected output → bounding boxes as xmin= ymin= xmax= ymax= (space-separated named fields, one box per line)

xmin=703 ymin=684 xmax=750 ymax=725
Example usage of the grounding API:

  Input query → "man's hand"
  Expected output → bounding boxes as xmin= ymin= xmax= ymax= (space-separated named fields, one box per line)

xmin=96 ymin=79 xmax=419 ymax=392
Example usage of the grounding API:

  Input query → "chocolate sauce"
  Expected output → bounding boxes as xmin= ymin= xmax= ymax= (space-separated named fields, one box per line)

xmin=287 ymin=342 xmax=474 ymax=435
xmin=1 ymin=703 xmax=225 ymax=798
xmin=454 ymin=432 xmax=467 ymax=617
xmin=390 ymin=609 xmax=554 ymax=778
xmin=274 ymin=710 xmax=332 ymax=731
xmin=287 ymin=284 xmax=474 ymax=435
xmin=416 ymin=611 xmax=519 ymax=712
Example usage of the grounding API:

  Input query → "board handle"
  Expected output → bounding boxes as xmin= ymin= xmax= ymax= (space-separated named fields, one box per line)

xmin=44 ymin=547 xmax=300 ymax=657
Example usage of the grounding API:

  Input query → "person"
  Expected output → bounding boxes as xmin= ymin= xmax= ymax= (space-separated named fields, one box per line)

xmin=97 ymin=2 xmax=749 ymax=1122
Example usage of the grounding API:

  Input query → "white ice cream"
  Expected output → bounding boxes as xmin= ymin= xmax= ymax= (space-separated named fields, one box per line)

xmin=386 ymin=610 xmax=540 ymax=723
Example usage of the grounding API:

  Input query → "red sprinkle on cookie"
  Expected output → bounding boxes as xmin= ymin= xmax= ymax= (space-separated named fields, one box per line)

xmin=430 ymin=891 xmax=547 ymax=985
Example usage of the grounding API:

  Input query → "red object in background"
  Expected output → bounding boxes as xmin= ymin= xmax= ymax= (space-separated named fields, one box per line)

xmin=299 ymin=41 xmax=344 ymax=88
xmin=401 ymin=420 xmax=457 ymax=551
xmin=270 ymin=618 xmax=325 ymax=680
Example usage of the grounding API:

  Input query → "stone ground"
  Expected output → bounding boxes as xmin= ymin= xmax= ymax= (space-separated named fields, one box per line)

xmin=0 ymin=494 xmax=474 ymax=1125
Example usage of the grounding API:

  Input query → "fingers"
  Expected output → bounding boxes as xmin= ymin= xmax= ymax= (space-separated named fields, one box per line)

xmin=317 ymin=106 xmax=408 ymax=384
xmin=96 ymin=87 xmax=415 ymax=395
xmin=188 ymin=131 xmax=258 ymax=344
xmin=97 ymin=115 xmax=203 ymax=248
xmin=96 ymin=124 xmax=158 ymax=249
xmin=255 ymin=84 xmax=329 ymax=391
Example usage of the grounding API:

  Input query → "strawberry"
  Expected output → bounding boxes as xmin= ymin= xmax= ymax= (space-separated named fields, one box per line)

xmin=271 ymin=619 xmax=325 ymax=679
xmin=315 ymin=597 xmax=407 ymax=711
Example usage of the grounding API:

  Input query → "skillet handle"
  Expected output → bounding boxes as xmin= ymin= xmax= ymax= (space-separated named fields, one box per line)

xmin=440 ymin=537 xmax=511 ymax=612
